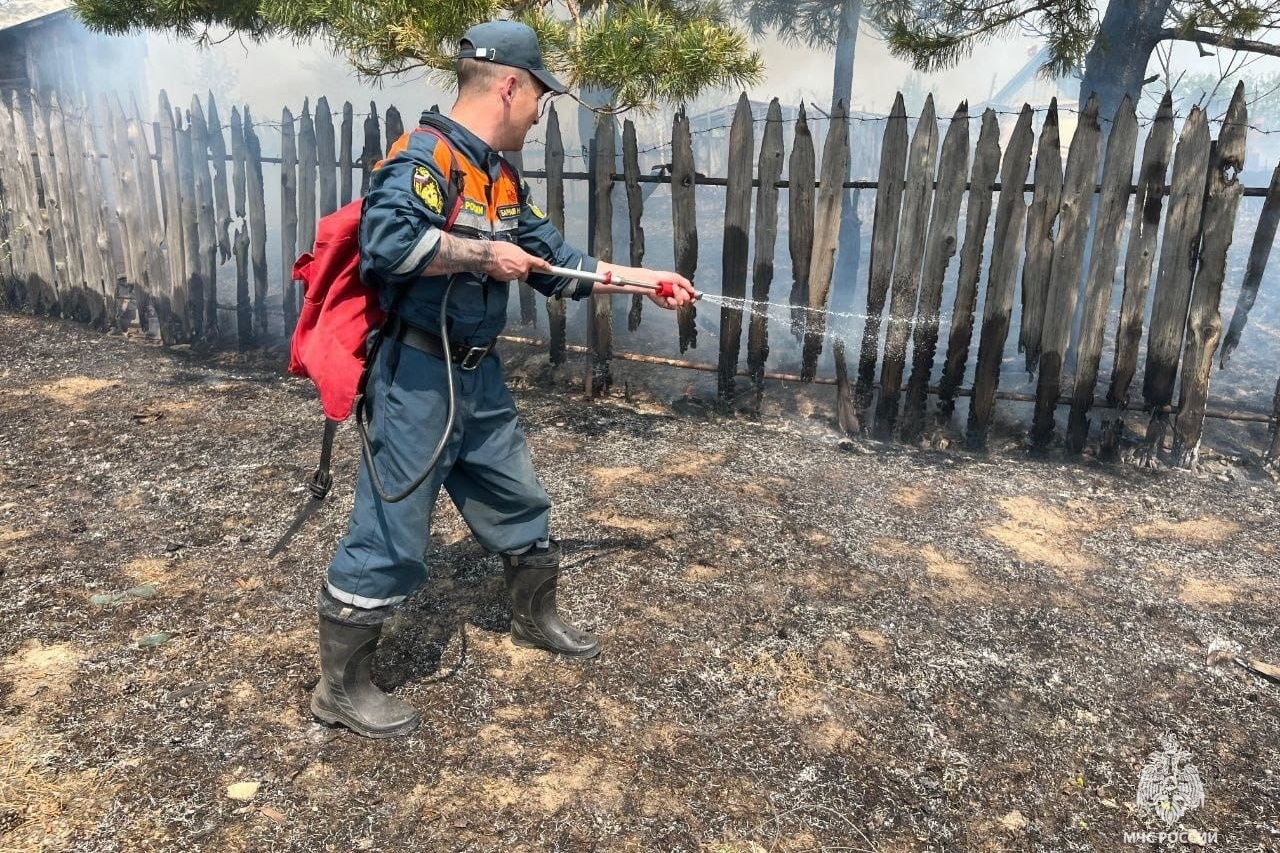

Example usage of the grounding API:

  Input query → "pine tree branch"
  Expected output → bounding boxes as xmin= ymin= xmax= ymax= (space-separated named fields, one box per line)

xmin=1160 ymin=26 xmax=1280 ymax=57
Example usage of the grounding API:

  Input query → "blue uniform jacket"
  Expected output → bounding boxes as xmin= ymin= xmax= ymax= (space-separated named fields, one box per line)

xmin=359 ymin=111 xmax=597 ymax=346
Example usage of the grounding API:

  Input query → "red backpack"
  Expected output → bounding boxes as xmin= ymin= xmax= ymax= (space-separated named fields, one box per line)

xmin=288 ymin=127 xmax=464 ymax=422
xmin=288 ymin=198 xmax=380 ymax=422
xmin=278 ymin=127 xmax=464 ymax=518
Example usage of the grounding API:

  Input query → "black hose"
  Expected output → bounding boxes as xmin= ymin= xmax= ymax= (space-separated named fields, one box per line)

xmin=355 ymin=277 xmax=459 ymax=503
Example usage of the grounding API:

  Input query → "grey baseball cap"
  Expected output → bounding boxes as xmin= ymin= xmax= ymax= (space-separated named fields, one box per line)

xmin=457 ymin=21 xmax=567 ymax=94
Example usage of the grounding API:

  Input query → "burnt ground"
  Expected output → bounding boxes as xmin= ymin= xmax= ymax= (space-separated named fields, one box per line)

xmin=0 ymin=311 xmax=1278 ymax=853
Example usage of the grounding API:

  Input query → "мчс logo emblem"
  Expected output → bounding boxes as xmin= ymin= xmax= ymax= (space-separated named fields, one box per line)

xmin=412 ymin=167 xmax=444 ymax=214
xmin=1136 ymin=734 xmax=1205 ymax=827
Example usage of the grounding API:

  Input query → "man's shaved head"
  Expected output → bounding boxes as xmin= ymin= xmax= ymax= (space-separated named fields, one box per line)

xmin=457 ymin=57 xmax=517 ymax=95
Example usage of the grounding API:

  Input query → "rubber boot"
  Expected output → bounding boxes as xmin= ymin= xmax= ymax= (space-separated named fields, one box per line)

xmin=503 ymin=541 xmax=600 ymax=659
xmin=310 ymin=588 xmax=421 ymax=738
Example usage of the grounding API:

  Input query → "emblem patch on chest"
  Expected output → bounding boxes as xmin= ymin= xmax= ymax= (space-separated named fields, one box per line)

xmin=463 ymin=198 xmax=487 ymax=217
xmin=412 ymin=167 xmax=444 ymax=214
xmin=497 ymin=204 xmax=522 ymax=221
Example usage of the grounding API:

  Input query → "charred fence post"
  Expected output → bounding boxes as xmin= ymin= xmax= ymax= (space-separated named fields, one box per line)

xmin=280 ymin=106 xmax=299 ymax=335
xmin=21 ymin=91 xmax=56 ymax=309
xmin=671 ymin=107 xmax=698 ymax=353
xmin=1268 ymin=376 xmax=1280 ymax=471
xmin=1220 ymin=160 xmax=1280 ymax=368
xmin=875 ymin=96 xmax=938 ymax=438
xmin=0 ymin=97 xmax=26 ymax=300
xmin=1173 ymin=84 xmax=1248 ymax=468
xmin=230 ymin=106 xmax=246 ymax=223
xmin=189 ymin=96 xmax=219 ymax=338
xmin=748 ymin=99 xmax=785 ymax=412
xmin=52 ymin=96 xmax=94 ymax=320
xmin=718 ymin=93 xmax=754 ymax=404
xmin=298 ymin=100 xmax=318 ymax=303
xmin=131 ymin=101 xmax=158 ymax=224
xmin=385 ymin=106 xmax=404 ymax=152
xmin=206 ymin=93 xmax=232 ymax=264
xmin=0 ymin=102 xmax=16 ymax=286
xmin=339 ymin=101 xmax=354 ymax=207
xmin=157 ymin=91 xmax=188 ymax=339
xmin=1103 ymin=93 xmax=1175 ymax=456
xmin=787 ymin=104 xmax=815 ymax=343
xmin=83 ymin=101 xmax=117 ymax=328
xmin=176 ymin=109 xmax=204 ymax=340
xmin=543 ymin=104 xmax=567 ymax=366
xmin=1019 ymin=99 xmax=1062 ymax=374
xmin=124 ymin=102 xmax=169 ymax=336
xmin=1030 ymin=95 xmax=1102 ymax=451
xmin=105 ymin=98 xmax=146 ymax=328
xmin=1066 ymin=96 xmax=1138 ymax=454
xmin=34 ymin=95 xmax=71 ymax=312
xmin=801 ymin=100 xmax=849 ymax=382
xmin=359 ymin=101 xmax=380 ymax=198
xmin=47 ymin=94 xmax=87 ymax=313
xmin=50 ymin=94 xmax=90 ymax=312
xmin=834 ymin=336 xmax=858 ymax=435
xmin=21 ymin=96 xmax=59 ymax=313
xmin=243 ymin=108 xmax=269 ymax=341
xmin=234 ymin=217 xmax=251 ymax=348
xmin=1141 ymin=107 xmax=1211 ymax=462
xmin=623 ymin=118 xmax=646 ymax=332
xmin=589 ymin=112 xmax=614 ymax=394
xmin=1 ymin=96 xmax=32 ymax=303
xmin=316 ymin=97 xmax=338 ymax=218
xmin=5 ymin=93 xmax=54 ymax=311
xmin=55 ymin=96 xmax=101 ymax=322
xmin=901 ymin=100 xmax=969 ymax=442
xmin=73 ymin=108 xmax=109 ymax=322
xmin=74 ymin=99 xmax=115 ymax=325
xmin=966 ymin=105 xmax=1035 ymax=450
xmin=937 ymin=109 xmax=1000 ymax=427
xmin=856 ymin=94 xmax=907 ymax=411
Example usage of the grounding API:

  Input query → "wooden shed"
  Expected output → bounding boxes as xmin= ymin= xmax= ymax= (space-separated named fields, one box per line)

xmin=0 ymin=1 xmax=146 ymax=114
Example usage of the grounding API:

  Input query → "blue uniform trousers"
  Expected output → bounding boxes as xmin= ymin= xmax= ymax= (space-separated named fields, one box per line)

xmin=326 ymin=335 xmax=552 ymax=608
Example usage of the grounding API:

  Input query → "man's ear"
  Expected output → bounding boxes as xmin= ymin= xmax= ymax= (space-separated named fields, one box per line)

xmin=500 ymin=74 xmax=519 ymax=102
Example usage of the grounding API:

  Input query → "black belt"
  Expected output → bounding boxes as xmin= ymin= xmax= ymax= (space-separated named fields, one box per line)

xmin=396 ymin=322 xmax=495 ymax=371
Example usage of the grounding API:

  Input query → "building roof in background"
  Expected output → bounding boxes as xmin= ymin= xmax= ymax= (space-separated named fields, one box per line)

xmin=0 ymin=0 xmax=72 ymax=32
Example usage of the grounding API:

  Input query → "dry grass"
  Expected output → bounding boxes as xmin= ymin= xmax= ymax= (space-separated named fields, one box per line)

xmin=1 ymin=313 xmax=1278 ymax=853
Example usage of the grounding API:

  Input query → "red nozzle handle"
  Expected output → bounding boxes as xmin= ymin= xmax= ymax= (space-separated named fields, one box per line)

xmin=654 ymin=280 xmax=675 ymax=299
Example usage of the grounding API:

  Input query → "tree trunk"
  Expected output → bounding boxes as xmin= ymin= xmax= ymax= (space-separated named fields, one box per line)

xmin=1078 ymin=0 xmax=1170 ymax=121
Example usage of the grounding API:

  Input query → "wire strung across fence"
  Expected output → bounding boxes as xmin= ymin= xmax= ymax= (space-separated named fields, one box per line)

xmin=1 ymin=86 xmax=1278 ymax=469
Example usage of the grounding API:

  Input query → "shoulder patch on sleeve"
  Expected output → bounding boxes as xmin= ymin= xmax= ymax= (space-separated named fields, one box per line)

xmin=412 ymin=166 xmax=444 ymax=214
xmin=527 ymin=198 xmax=546 ymax=219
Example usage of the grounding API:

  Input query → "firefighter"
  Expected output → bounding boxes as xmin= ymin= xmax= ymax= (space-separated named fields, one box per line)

xmin=311 ymin=20 xmax=696 ymax=738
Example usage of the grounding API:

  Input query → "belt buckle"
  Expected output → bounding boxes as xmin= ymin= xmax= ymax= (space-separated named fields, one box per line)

xmin=459 ymin=345 xmax=488 ymax=371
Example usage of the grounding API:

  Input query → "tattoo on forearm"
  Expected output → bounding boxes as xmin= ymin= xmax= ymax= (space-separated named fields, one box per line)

xmin=424 ymin=231 xmax=494 ymax=276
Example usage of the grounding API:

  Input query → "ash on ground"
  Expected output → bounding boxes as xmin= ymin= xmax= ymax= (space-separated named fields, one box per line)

xmin=1 ymin=314 xmax=1277 ymax=853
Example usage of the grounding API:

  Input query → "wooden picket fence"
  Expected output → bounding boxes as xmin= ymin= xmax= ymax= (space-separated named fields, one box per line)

xmin=1 ymin=86 xmax=1279 ymax=469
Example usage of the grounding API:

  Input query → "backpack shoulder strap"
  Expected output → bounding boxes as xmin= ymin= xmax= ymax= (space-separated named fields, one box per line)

xmin=415 ymin=126 xmax=466 ymax=231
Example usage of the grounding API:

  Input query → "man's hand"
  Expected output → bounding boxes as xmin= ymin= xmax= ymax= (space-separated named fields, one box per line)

xmin=486 ymin=241 xmax=552 ymax=281
xmin=651 ymin=271 xmax=697 ymax=308
xmin=622 ymin=267 xmax=697 ymax=309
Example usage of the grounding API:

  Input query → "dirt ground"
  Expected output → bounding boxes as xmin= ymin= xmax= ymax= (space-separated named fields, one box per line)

xmin=1 ymin=311 xmax=1278 ymax=853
